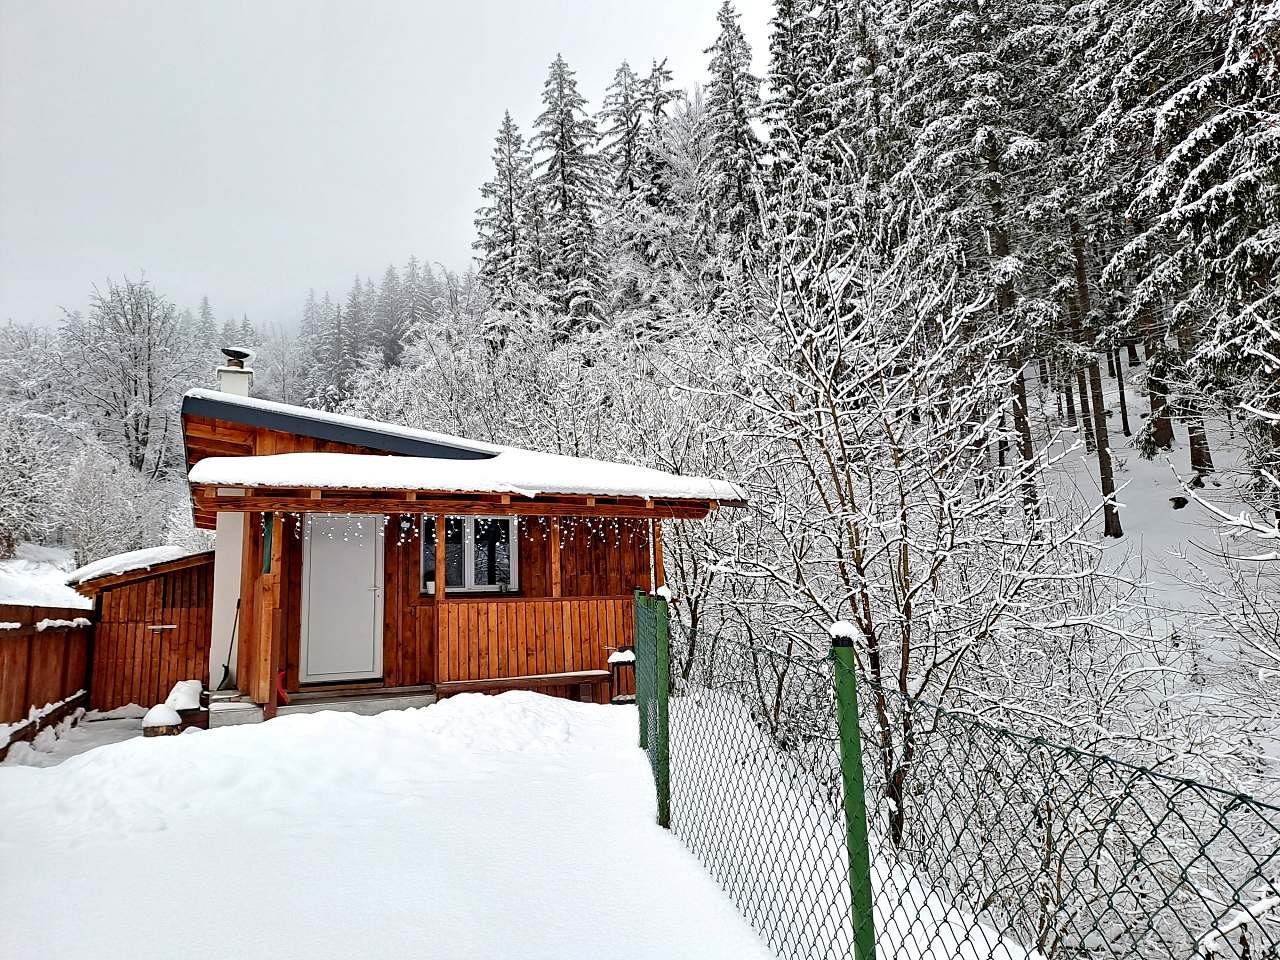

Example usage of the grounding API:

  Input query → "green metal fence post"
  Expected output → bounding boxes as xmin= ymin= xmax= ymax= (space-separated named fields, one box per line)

xmin=654 ymin=594 xmax=671 ymax=829
xmin=831 ymin=636 xmax=876 ymax=960
xmin=635 ymin=591 xmax=649 ymax=750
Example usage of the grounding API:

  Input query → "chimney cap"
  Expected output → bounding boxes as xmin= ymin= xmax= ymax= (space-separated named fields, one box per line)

xmin=220 ymin=346 xmax=253 ymax=368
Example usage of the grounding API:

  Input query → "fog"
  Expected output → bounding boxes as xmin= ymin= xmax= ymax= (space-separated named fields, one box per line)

xmin=0 ymin=0 xmax=769 ymax=327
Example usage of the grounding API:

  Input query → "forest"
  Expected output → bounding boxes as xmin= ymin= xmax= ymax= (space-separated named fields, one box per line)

xmin=2 ymin=0 xmax=1277 ymax=794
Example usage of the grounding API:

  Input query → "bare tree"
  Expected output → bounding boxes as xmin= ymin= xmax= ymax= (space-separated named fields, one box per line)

xmin=56 ymin=276 xmax=202 ymax=478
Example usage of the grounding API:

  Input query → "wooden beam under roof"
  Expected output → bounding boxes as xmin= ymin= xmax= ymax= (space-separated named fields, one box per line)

xmin=190 ymin=486 xmax=716 ymax=520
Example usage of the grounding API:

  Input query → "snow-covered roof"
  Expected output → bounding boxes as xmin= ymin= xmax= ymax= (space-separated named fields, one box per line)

xmin=188 ymin=450 xmax=745 ymax=503
xmin=68 ymin=545 xmax=211 ymax=587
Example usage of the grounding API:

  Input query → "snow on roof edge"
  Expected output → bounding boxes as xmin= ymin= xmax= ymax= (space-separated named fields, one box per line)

xmin=68 ymin=545 xmax=212 ymax=587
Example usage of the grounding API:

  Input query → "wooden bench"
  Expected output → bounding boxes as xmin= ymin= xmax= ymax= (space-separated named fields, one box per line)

xmin=435 ymin=670 xmax=612 ymax=703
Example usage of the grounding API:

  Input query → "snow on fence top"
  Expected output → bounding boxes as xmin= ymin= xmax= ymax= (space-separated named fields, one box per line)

xmin=68 ymin=545 xmax=208 ymax=587
xmin=189 ymin=450 xmax=746 ymax=503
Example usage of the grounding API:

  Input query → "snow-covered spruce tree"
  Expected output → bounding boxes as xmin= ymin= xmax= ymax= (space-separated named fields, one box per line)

xmin=531 ymin=54 xmax=607 ymax=330
xmin=474 ymin=111 xmax=534 ymax=313
xmin=631 ymin=58 xmax=679 ymax=210
xmin=55 ymin=277 xmax=203 ymax=479
xmin=704 ymin=0 xmax=763 ymax=244
xmin=196 ymin=295 xmax=218 ymax=351
xmin=1149 ymin=2 xmax=1279 ymax=496
xmin=303 ymin=292 xmax=351 ymax=410
xmin=610 ymin=91 xmax=726 ymax=325
xmin=892 ymin=0 xmax=1087 ymax=527
xmin=1079 ymin=0 xmax=1233 ymax=473
xmin=372 ymin=264 xmax=408 ymax=368
xmin=237 ymin=313 xmax=257 ymax=348
xmin=599 ymin=61 xmax=645 ymax=198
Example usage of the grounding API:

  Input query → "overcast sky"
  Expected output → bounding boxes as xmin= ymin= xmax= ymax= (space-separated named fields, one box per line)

xmin=0 ymin=0 xmax=770 ymax=329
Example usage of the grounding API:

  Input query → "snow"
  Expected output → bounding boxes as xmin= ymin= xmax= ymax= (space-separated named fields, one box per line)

xmin=34 ymin=616 xmax=91 ymax=631
xmin=87 ymin=703 xmax=148 ymax=721
xmin=829 ymin=620 xmax=857 ymax=640
xmin=670 ymin=688 xmax=1036 ymax=960
xmin=141 ymin=704 xmax=182 ymax=728
xmin=0 ymin=692 xmax=86 ymax=749
xmin=0 ymin=693 xmax=772 ymax=959
xmin=188 ymin=449 xmax=744 ymax=504
xmin=0 ymin=622 xmax=19 ymax=630
xmin=608 ymin=649 xmax=637 ymax=664
xmin=654 ymin=584 xmax=675 ymax=601
xmin=0 ymin=543 xmax=93 ymax=610
xmin=67 ymin=544 xmax=208 ymax=586
xmin=164 ymin=679 xmax=203 ymax=711
xmin=3 ymin=715 xmax=142 ymax=767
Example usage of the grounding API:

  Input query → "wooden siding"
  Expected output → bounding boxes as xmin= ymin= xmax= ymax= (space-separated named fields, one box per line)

xmin=254 ymin=514 xmax=651 ymax=702
xmin=0 ymin=605 xmax=92 ymax=724
xmin=434 ymin=596 xmax=635 ymax=704
xmin=89 ymin=557 xmax=213 ymax=711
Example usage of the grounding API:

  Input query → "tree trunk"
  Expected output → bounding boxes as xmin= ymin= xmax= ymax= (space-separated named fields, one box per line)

xmin=998 ymin=411 xmax=1008 ymax=468
xmin=1113 ymin=348 xmax=1131 ymax=437
xmin=1077 ymin=367 xmax=1095 ymax=450
xmin=1175 ymin=323 xmax=1214 ymax=482
xmin=1064 ymin=373 xmax=1077 ymax=428
xmin=1126 ymin=340 xmax=1140 ymax=366
xmin=1106 ymin=350 xmax=1116 ymax=378
xmin=984 ymin=159 xmax=1039 ymax=517
xmin=1071 ymin=218 xmax=1123 ymax=537
xmin=1145 ymin=336 xmax=1175 ymax=450
xmin=1088 ymin=358 xmax=1124 ymax=537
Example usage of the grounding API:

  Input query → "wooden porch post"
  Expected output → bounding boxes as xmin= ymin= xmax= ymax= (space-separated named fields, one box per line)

xmin=652 ymin=519 xmax=665 ymax=590
xmin=262 ymin=511 xmax=284 ymax=718
xmin=432 ymin=514 xmax=448 ymax=680
xmin=550 ymin=518 xmax=562 ymax=598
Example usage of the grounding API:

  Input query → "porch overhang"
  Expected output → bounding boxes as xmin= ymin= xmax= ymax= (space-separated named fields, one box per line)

xmin=191 ymin=483 xmax=739 ymax=526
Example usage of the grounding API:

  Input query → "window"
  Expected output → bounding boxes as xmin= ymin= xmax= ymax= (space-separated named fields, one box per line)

xmin=421 ymin=516 xmax=519 ymax=594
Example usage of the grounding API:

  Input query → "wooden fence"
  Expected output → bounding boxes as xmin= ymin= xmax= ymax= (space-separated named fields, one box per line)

xmin=0 ymin=604 xmax=93 ymax=735
xmin=435 ymin=595 xmax=635 ymax=703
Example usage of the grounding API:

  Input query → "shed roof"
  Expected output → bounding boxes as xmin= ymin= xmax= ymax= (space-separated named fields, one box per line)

xmin=69 ymin=545 xmax=214 ymax=594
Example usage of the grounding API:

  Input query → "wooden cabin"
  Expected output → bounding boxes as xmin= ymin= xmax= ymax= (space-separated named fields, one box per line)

xmin=181 ymin=369 xmax=743 ymax=719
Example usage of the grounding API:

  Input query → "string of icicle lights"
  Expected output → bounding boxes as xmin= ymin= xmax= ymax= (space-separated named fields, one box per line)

xmin=260 ymin=512 xmax=649 ymax=547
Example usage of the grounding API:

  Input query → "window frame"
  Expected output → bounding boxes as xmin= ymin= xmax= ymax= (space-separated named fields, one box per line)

xmin=421 ymin=515 xmax=520 ymax=595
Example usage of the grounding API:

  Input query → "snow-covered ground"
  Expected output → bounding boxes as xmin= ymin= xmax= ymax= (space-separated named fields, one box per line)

xmin=0 ymin=542 xmax=92 ymax=610
xmin=0 ymin=693 xmax=771 ymax=960
xmin=2 ymin=709 xmax=146 ymax=767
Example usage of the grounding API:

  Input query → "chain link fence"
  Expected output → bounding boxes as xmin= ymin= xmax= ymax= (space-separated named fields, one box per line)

xmin=632 ymin=594 xmax=1280 ymax=959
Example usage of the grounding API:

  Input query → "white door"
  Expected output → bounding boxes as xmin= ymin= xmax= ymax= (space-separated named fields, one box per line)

xmin=301 ymin=514 xmax=384 ymax=683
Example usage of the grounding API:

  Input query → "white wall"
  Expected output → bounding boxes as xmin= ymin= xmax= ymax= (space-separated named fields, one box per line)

xmin=208 ymin=362 xmax=252 ymax=690
xmin=209 ymin=510 xmax=244 ymax=689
